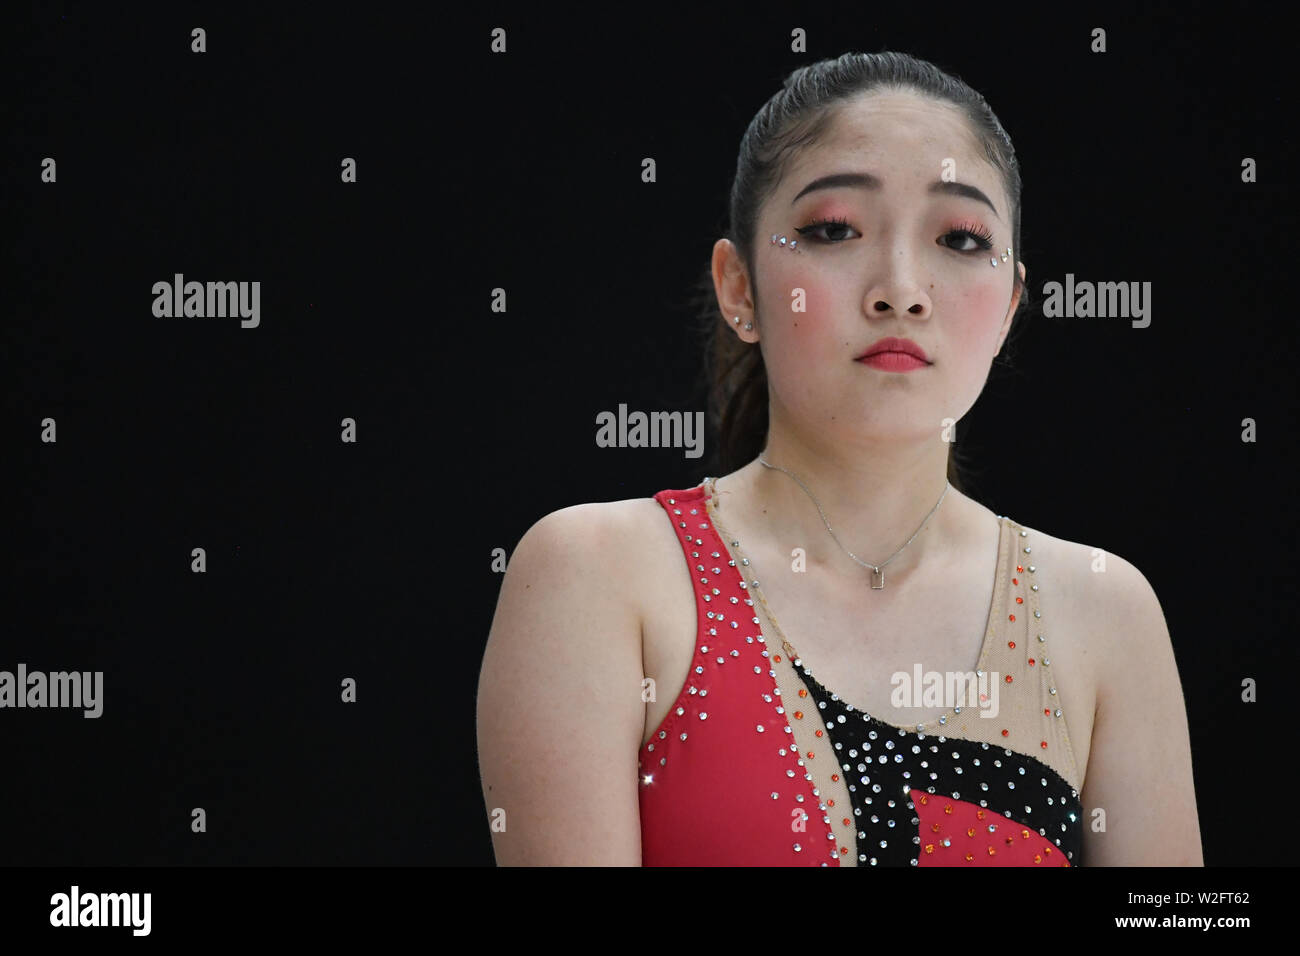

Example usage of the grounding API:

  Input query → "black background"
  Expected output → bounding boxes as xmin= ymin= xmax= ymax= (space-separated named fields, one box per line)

xmin=4 ymin=2 xmax=1295 ymax=866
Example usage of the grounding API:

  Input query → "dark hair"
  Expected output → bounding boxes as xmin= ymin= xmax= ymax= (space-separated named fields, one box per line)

xmin=687 ymin=51 xmax=1032 ymax=495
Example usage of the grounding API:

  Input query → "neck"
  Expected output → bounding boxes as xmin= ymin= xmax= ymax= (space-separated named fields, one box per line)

xmin=719 ymin=428 xmax=962 ymax=586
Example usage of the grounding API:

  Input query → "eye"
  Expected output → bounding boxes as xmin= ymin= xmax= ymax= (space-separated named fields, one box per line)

xmin=794 ymin=216 xmax=997 ymax=254
xmin=939 ymin=222 xmax=995 ymax=253
xmin=794 ymin=216 xmax=858 ymax=243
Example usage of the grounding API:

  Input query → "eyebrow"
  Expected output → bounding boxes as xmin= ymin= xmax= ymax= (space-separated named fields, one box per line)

xmin=791 ymin=171 xmax=1001 ymax=221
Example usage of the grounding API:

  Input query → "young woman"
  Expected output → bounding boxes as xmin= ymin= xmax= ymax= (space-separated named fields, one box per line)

xmin=476 ymin=51 xmax=1202 ymax=866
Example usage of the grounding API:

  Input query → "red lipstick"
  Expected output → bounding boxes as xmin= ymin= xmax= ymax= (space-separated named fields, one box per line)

xmin=855 ymin=336 xmax=931 ymax=372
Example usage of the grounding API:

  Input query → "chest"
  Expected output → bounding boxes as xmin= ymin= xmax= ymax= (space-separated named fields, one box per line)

xmin=736 ymin=544 xmax=1001 ymax=725
xmin=638 ymin=513 xmax=1097 ymax=784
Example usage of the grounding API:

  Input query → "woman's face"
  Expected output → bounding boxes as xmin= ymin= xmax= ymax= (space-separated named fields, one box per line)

xmin=748 ymin=90 xmax=1023 ymax=447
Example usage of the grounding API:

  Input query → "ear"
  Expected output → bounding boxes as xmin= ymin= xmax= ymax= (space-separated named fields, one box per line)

xmin=712 ymin=238 xmax=757 ymax=341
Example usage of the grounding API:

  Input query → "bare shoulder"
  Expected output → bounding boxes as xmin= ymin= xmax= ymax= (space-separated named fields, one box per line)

xmin=1012 ymin=519 xmax=1175 ymax=732
xmin=1019 ymin=522 xmax=1166 ymax=661
xmin=556 ymin=494 xmax=683 ymax=557
xmin=552 ymin=494 xmax=697 ymax=646
xmin=514 ymin=497 xmax=658 ymax=564
xmin=514 ymin=494 xmax=673 ymax=604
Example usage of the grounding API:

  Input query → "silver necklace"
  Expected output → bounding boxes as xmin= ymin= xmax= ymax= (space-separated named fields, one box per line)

xmin=757 ymin=455 xmax=949 ymax=590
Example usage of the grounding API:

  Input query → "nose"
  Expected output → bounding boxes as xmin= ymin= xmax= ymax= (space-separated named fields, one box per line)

xmin=865 ymin=250 xmax=932 ymax=319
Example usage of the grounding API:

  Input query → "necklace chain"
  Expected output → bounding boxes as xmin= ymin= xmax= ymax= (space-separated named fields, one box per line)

xmin=757 ymin=454 xmax=949 ymax=587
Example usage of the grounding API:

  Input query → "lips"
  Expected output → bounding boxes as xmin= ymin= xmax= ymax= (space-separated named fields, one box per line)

xmin=857 ymin=336 xmax=930 ymax=362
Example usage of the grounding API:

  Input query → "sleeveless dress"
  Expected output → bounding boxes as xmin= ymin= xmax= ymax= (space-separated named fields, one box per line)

xmin=638 ymin=477 xmax=1085 ymax=866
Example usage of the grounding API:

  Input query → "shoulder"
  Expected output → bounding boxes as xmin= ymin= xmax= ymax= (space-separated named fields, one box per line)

xmin=510 ymin=495 xmax=679 ymax=592
xmin=517 ymin=495 xmax=669 ymax=553
xmin=1013 ymin=520 xmax=1169 ymax=683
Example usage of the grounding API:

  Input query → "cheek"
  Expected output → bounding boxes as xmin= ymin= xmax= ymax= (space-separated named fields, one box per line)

xmin=947 ymin=276 xmax=1008 ymax=348
xmin=763 ymin=264 xmax=842 ymax=339
xmin=760 ymin=267 xmax=847 ymax=404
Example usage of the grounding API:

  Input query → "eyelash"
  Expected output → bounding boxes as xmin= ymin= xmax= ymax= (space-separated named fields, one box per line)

xmin=794 ymin=216 xmax=995 ymax=253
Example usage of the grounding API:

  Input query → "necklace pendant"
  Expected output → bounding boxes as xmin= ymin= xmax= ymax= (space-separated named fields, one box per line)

xmin=870 ymin=566 xmax=885 ymax=589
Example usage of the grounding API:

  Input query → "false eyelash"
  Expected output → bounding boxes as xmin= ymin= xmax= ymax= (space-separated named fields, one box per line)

xmin=948 ymin=220 xmax=995 ymax=249
xmin=795 ymin=215 xmax=851 ymax=238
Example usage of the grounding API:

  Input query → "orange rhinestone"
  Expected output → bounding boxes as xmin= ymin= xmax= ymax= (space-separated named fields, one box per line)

xmin=1020 ymin=829 xmax=1030 ymax=839
xmin=1034 ymin=853 xmax=1042 ymax=864
xmin=966 ymin=827 xmax=976 ymax=837
xmin=1044 ymin=846 xmax=1053 ymax=855
xmin=798 ymin=688 xmax=807 ymax=697
xmin=1008 ymin=614 xmax=1015 ymax=622
xmin=931 ymin=822 xmax=941 ymax=832
xmin=944 ymin=804 xmax=954 ymax=815
xmin=1008 ymin=640 xmax=1015 ymax=649
xmin=1005 ymin=836 xmax=1014 ymax=845
xmin=987 ymin=846 xmax=996 ymax=856
xmin=843 ymin=818 xmax=851 ymax=826
xmin=919 ymin=795 xmax=928 ymax=806
xmin=806 ymin=751 xmax=814 ymax=759
xmin=831 ymin=774 xmax=839 ymax=782
xmin=828 ymin=798 xmax=835 ymax=806
xmin=925 ymin=844 xmax=935 ymax=854
xmin=840 ymin=845 xmax=848 ymax=855
xmin=1016 ymin=565 xmax=1023 ymax=572
xmin=1005 ymin=674 xmax=1013 ymax=683
xmin=1044 ymin=708 xmax=1051 ymax=716
xmin=976 ymin=809 xmax=986 ymax=820
xmin=773 ymin=655 xmax=781 ymax=663
xmin=815 ymin=729 xmax=823 ymax=737
xmin=1001 ymin=729 xmax=1009 ymax=736
xmin=1028 ymin=658 xmax=1035 ymax=666
xmin=1012 ymin=577 xmax=1018 ymax=585
xmin=794 ymin=710 xmax=803 ymax=719
xmin=1015 ymin=597 xmax=1023 ymax=604
xmin=1041 ymin=741 xmax=1048 ymax=749
xmin=965 ymin=853 xmax=974 ymax=862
